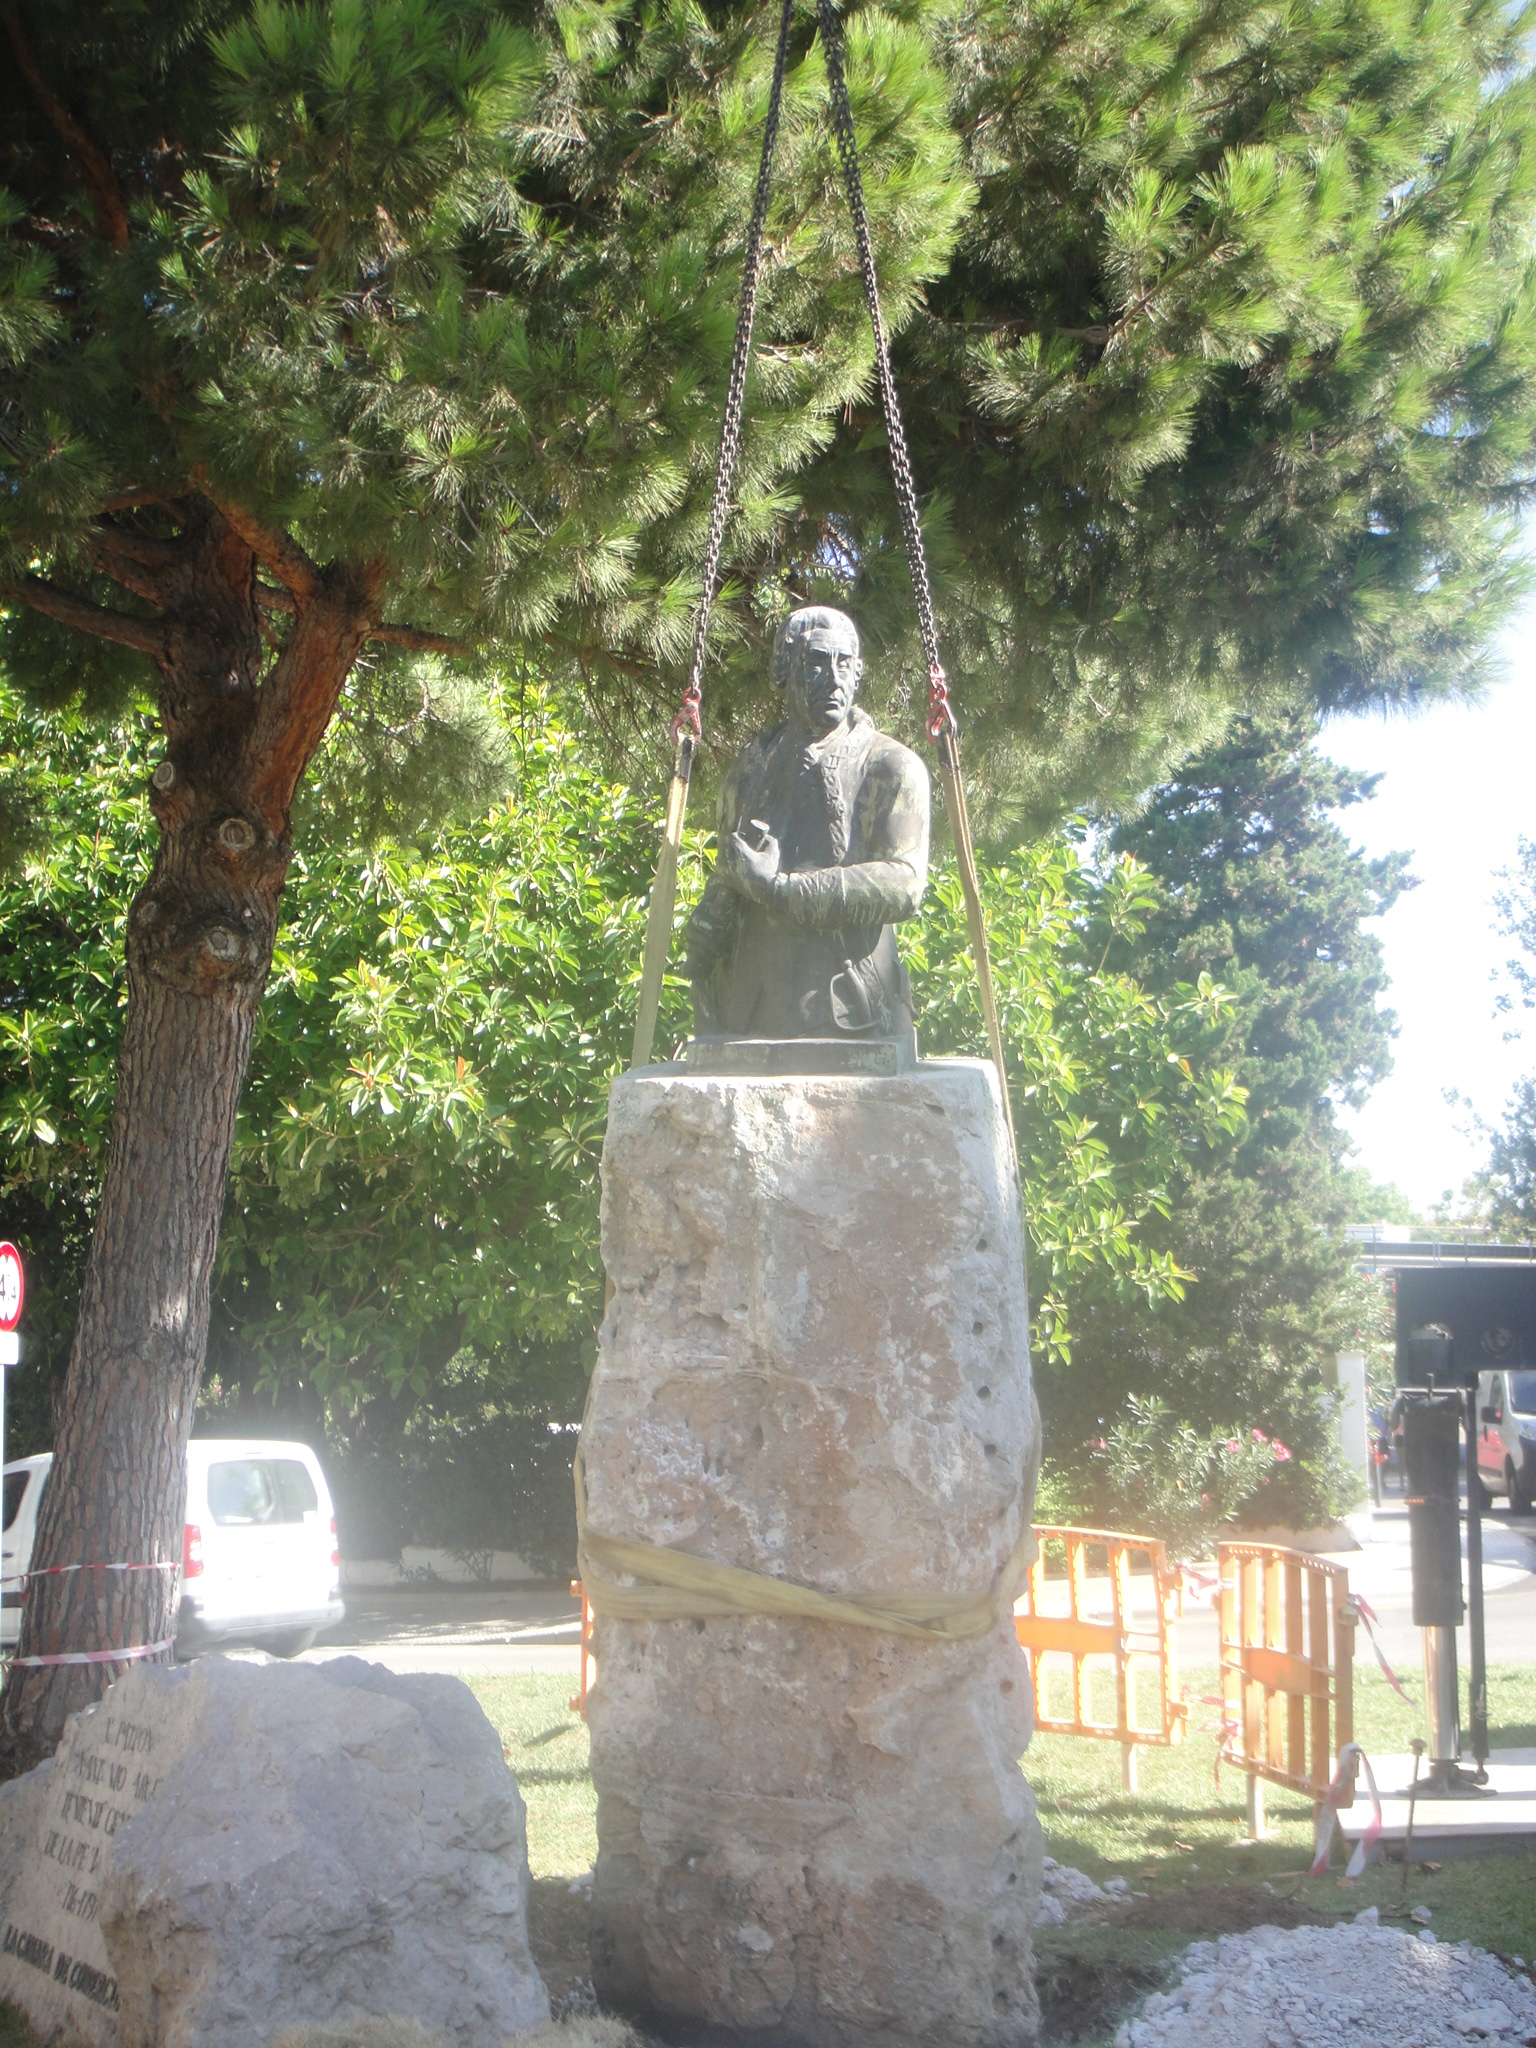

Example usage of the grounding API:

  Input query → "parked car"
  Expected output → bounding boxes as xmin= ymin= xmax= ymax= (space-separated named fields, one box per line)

xmin=1474 ymin=1369 xmax=1536 ymax=1514
xmin=1 ymin=1453 xmax=52 ymax=1648
xmin=1 ymin=1439 xmax=345 ymax=1656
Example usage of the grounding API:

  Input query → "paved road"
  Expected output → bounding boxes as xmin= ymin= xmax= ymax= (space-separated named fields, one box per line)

xmin=298 ymin=1584 xmax=584 ymax=1675
xmin=287 ymin=1498 xmax=1536 ymax=1679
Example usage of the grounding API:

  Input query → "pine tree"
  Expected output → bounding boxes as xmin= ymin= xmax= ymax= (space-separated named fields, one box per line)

xmin=1053 ymin=716 xmax=1411 ymax=1526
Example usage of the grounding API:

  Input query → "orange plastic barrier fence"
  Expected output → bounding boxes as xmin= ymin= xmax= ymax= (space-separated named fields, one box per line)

xmin=1217 ymin=1541 xmax=1356 ymax=1837
xmin=570 ymin=1579 xmax=594 ymax=1718
xmin=1013 ymin=1526 xmax=1186 ymax=1788
xmin=574 ymin=1523 xmax=1189 ymax=1779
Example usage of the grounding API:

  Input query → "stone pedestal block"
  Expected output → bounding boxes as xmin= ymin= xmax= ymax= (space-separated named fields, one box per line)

xmin=580 ymin=1058 xmax=1043 ymax=2048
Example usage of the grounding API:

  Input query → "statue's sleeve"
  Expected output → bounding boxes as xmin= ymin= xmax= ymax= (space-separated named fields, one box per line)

xmin=684 ymin=760 xmax=746 ymax=975
xmin=773 ymin=746 xmax=929 ymax=931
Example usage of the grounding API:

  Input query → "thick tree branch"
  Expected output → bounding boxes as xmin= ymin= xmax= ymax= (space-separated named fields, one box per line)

xmin=83 ymin=535 xmax=168 ymax=611
xmin=1 ymin=574 xmax=165 ymax=657
xmin=368 ymin=621 xmax=473 ymax=655
xmin=89 ymin=523 xmax=184 ymax=570
xmin=2 ymin=5 xmax=129 ymax=250
xmin=247 ymin=562 xmax=387 ymax=824
xmin=254 ymin=582 xmax=297 ymax=615
xmin=85 ymin=523 xmax=191 ymax=614
xmin=98 ymin=490 xmax=187 ymax=520
xmin=190 ymin=472 xmax=319 ymax=603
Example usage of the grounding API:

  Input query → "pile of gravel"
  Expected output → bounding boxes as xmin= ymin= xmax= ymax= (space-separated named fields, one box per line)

xmin=1115 ymin=1918 xmax=1536 ymax=2047
xmin=1033 ymin=1856 xmax=1131 ymax=1926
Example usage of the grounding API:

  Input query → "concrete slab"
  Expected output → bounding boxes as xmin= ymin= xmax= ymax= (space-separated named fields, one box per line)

xmin=1337 ymin=1748 xmax=1536 ymax=1862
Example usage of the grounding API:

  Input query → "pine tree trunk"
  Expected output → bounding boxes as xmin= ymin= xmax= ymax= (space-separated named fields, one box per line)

xmin=0 ymin=938 xmax=268 ymax=1761
xmin=0 ymin=502 xmax=379 ymax=1773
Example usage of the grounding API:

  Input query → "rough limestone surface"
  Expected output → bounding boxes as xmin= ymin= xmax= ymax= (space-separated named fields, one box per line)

xmin=1116 ymin=1922 xmax=1536 ymax=2047
xmin=0 ymin=1655 xmax=548 ymax=2048
xmin=581 ymin=1058 xmax=1042 ymax=2048
xmin=1033 ymin=1858 xmax=1131 ymax=1927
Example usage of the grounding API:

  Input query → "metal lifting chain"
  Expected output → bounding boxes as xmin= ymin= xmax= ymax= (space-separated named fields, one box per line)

xmin=638 ymin=0 xmax=1017 ymax=1175
xmin=817 ymin=0 xmax=1017 ymax=1166
xmin=672 ymin=0 xmax=797 ymax=766
xmin=631 ymin=0 xmax=794 ymax=1072
xmin=815 ymin=0 xmax=952 ymax=744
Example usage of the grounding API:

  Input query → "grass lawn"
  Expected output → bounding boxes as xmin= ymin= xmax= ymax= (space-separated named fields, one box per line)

xmin=471 ymin=1671 xmax=599 ymax=1878
xmin=1028 ymin=1661 xmax=1536 ymax=1940
xmin=6 ymin=1663 xmax=1526 ymax=2047
xmin=469 ymin=1659 xmax=1536 ymax=2044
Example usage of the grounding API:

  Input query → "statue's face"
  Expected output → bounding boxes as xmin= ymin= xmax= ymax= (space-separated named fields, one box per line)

xmin=783 ymin=625 xmax=862 ymax=734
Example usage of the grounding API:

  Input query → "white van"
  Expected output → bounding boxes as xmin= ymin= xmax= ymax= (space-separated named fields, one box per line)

xmin=1474 ymin=1369 xmax=1536 ymax=1514
xmin=1 ymin=1440 xmax=345 ymax=1657
xmin=1 ymin=1453 xmax=52 ymax=1646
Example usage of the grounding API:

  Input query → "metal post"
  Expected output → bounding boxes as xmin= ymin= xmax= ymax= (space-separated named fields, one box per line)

xmin=1401 ymin=1739 xmax=1424 ymax=1886
xmin=1422 ymin=1626 xmax=1460 ymax=1764
xmin=1464 ymin=1385 xmax=1489 ymax=1771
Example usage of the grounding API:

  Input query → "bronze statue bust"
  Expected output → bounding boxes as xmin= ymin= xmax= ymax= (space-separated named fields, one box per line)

xmin=684 ymin=606 xmax=930 ymax=1067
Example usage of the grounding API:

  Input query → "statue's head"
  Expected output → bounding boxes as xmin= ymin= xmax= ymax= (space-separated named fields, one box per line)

xmin=770 ymin=606 xmax=863 ymax=735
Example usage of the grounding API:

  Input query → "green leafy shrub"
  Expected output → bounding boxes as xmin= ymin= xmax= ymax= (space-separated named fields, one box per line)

xmin=1090 ymin=1395 xmax=1296 ymax=1560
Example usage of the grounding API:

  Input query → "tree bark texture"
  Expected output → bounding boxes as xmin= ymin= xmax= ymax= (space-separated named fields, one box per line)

xmin=0 ymin=500 xmax=380 ymax=1771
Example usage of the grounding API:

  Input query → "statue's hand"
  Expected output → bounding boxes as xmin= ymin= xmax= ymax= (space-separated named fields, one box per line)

xmin=726 ymin=820 xmax=781 ymax=904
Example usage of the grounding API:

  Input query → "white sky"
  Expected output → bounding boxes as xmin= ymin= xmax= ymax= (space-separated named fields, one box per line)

xmin=1322 ymin=616 xmax=1536 ymax=1215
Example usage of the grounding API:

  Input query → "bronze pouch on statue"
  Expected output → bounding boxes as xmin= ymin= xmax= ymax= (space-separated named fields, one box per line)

xmin=829 ymin=955 xmax=877 ymax=1033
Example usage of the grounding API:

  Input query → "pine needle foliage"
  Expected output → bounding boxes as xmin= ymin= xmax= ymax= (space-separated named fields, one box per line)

xmin=1 ymin=0 xmax=1533 ymax=809
xmin=798 ymin=0 xmax=1536 ymax=828
xmin=0 ymin=0 xmax=968 ymax=738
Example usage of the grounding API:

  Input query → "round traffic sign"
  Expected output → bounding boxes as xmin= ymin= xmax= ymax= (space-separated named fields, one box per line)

xmin=0 ymin=1244 xmax=22 ymax=1332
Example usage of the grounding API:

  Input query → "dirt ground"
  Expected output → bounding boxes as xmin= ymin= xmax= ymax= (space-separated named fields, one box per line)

xmin=527 ymin=1869 xmax=1362 ymax=2048
xmin=528 ymin=1877 xmax=600 ymax=2018
xmin=1032 ymin=1883 xmax=1346 ymax=2045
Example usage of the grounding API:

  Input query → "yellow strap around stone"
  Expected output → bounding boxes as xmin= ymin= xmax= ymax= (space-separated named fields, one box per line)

xmin=574 ymin=1449 xmax=1037 ymax=1644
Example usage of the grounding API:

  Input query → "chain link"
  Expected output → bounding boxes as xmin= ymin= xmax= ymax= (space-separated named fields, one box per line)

xmin=674 ymin=0 xmax=797 ymax=753
xmin=816 ymin=0 xmax=954 ymax=744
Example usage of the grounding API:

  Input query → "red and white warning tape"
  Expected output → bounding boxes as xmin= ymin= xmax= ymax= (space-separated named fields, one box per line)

xmin=1212 ymin=1714 xmax=1242 ymax=1787
xmin=1345 ymin=1594 xmax=1413 ymax=1703
xmin=1197 ymin=1693 xmax=1243 ymax=1785
xmin=0 ymin=1560 xmax=177 ymax=1590
xmin=8 ymin=1636 xmax=176 ymax=1669
xmin=0 ymin=1548 xmax=179 ymax=1662
xmin=1310 ymin=1741 xmax=1382 ymax=1877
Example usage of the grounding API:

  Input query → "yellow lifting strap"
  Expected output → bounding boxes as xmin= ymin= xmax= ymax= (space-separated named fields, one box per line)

xmin=574 ymin=1447 xmax=1039 ymax=1643
xmin=628 ymin=0 xmax=1018 ymax=1178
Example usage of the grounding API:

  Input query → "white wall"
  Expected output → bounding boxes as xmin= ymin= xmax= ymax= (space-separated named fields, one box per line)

xmin=1335 ymin=1350 xmax=1369 ymax=1477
